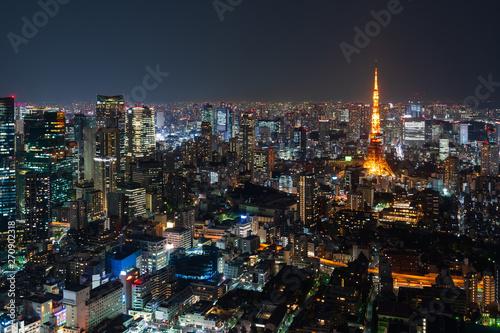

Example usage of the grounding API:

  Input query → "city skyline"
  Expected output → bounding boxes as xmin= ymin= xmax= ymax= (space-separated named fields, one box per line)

xmin=2 ymin=2 xmax=500 ymax=333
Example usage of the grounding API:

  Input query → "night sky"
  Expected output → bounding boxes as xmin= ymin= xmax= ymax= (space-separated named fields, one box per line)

xmin=1 ymin=0 xmax=500 ymax=104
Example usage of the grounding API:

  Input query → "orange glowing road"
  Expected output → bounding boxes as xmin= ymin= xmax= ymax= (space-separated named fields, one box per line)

xmin=259 ymin=247 xmax=470 ymax=290
xmin=316 ymin=257 xmax=467 ymax=288
xmin=51 ymin=222 xmax=70 ymax=227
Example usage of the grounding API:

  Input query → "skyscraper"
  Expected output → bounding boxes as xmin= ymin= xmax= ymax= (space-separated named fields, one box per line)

xmin=318 ymin=119 xmax=330 ymax=148
xmin=379 ymin=256 xmax=393 ymax=296
xmin=0 ymin=96 xmax=16 ymax=232
xmin=481 ymin=142 xmax=499 ymax=177
xmin=252 ymin=149 xmax=269 ymax=185
xmin=94 ymin=127 xmax=120 ymax=213
xmin=215 ymin=104 xmax=234 ymax=141
xmin=96 ymin=95 xmax=125 ymax=127
xmin=363 ymin=63 xmax=395 ymax=177
xmin=24 ymin=172 xmax=50 ymax=244
xmin=293 ymin=127 xmax=307 ymax=160
xmin=69 ymin=199 xmax=88 ymax=231
xmin=24 ymin=109 xmax=72 ymax=208
xmin=201 ymin=103 xmax=214 ymax=134
xmin=199 ymin=121 xmax=213 ymax=163
xmin=299 ymin=172 xmax=317 ymax=229
xmin=83 ymin=126 xmax=97 ymax=181
xmin=460 ymin=123 xmax=469 ymax=145
xmin=239 ymin=113 xmax=255 ymax=169
xmin=124 ymin=106 xmax=155 ymax=181
xmin=444 ymin=157 xmax=459 ymax=195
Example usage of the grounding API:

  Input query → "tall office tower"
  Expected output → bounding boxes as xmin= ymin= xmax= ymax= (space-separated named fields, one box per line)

xmin=24 ymin=110 xmax=72 ymax=208
xmin=215 ymin=103 xmax=234 ymax=141
xmin=165 ymin=174 xmax=187 ymax=206
xmin=83 ymin=126 xmax=97 ymax=181
xmin=199 ymin=121 xmax=213 ymax=163
xmin=96 ymin=95 xmax=124 ymax=127
xmin=408 ymin=103 xmax=423 ymax=118
xmin=14 ymin=102 xmax=28 ymax=120
xmin=299 ymin=172 xmax=317 ymax=229
xmin=24 ymin=172 xmax=50 ymax=244
xmin=239 ymin=113 xmax=256 ymax=169
xmin=481 ymin=142 xmax=499 ymax=177
xmin=363 ymin=63 xmax=395 ymax=177
xmin=460 ymin=123 xmax=469 ymax=145
xmin=379 ymin=256 xmax=394 ymax=295
xmin=318 ymin=119 xmax=330 ymax=147
xmin=201 ymin=103 xmax=214 ymax=134
xmin=444 ymin=157 xmax=459 ymax=195
xmin=74 ymin=114 xmax=88 ymax=180
xmin=124 ymin=106 xmax=155 ymax=181
xmin=252 ymin=149 xmax=269 ymax=185
xmin=115 ymin=183 xmax=146 ymax=218
xmin=0 ymin=97 xmax=16 ymax=232
xmin=439 ymin=136 xmax=450 ymax=161
xmin=403 ymin=118 xmax=426 ymax=146
xmin=293 ymin=127 xmax=307 ymax=160
xmin=94 ymin=127 xmax=120 ymax=213
xmin=69 ymin=199 xmax=88 ymax=231
xmin=464 ymin=271 xmax=478 ymax=306
xmin=483 ymin=271 xmax=496 ymax=311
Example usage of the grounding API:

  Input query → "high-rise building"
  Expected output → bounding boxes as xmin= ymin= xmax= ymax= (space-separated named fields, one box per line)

xmin=165 ymin=174 xmax=187 ymax=207
xmin=215 ymin=104 xmax=233 ymax=141
xmin=460 ymin=123 xmax=469 ymax=145
xmin=0 ymin=96 xmax=16 ymax=232
xmin=481 ymin=142 xmax=499 ymax=177
xmin=83 ymin=126 xmax=97 ymax=181
xmin=252 ymin=149 xmax=270 ymax=185
xmin=199 ymin=121 xmax=213 ymax=163
xmin=201 ymin=103 xmax=214 ymax=134
xmin=363 ymin=64 xmax=395 ymax=177
xmin=318 ymin=119 xmax=330 ymax=147
xmin=464 ymin=271 xmax=478 ymax=306
xmin=96 ymin=95 xmax=124 ymax=127
xmin=403 ymin=118 xmax=426 ymax=145
xmin=131 ymin=234 xmax=168 ymax=274
xmin=69 ymin=199 xmax=88 ymax=231
xmin=115 ymin=182 xmax=146 ymax=218
xmin=444 ymin=157 xmax=459 ymax=195
xmin=24 ymin=172 xmax=50 ymax=244
xmin=483 ymin=271 xmax=496 ymax=311
xmin=292 ymin=234 xmax=308 ymax=267
xmin=293 ymin=127 xmax=307 ymax=160
xmin=24 ymin=109 xmax=72 ymax=208
xmin=379 ymin=256 xmax=393 ymax=295
xmin=439 ymin=136 xmax=450 ymax=161
xmin=299 ymin=172 xmax=317 ymax=228
xmin=125 ymin=106 xmax=155 ymax=181
xmin=239 ymin=113 xmax=255 ymax=169
xmin=94 ymin=127 xmax=120 ymax=213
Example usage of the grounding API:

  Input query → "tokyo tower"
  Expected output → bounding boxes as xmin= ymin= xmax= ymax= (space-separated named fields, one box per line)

xmin=363 ymin=62 xmax=395 ymax=177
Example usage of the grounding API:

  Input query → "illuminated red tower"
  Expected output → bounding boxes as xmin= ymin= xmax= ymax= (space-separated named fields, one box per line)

xmin=363 ymin=62 xmax=395 ymax=177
